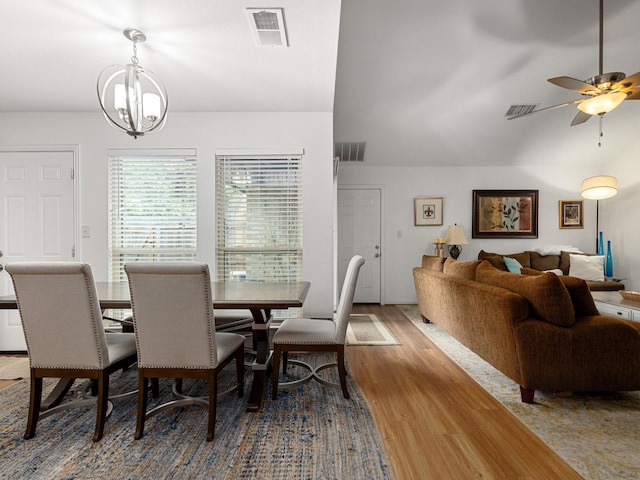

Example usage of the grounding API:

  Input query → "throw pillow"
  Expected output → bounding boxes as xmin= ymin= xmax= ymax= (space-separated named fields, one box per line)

xmin=520 ymin=267 xmax=543 ymax=276
xmin=477 ymin=250 xmax=531 ymax=269
xmin=476 ymin=261 xmax=576 ymax=327
xmin=503 ymin=256 xmax=523 ymax=273
xmin=559 ymin=276 xmax=600 ymax=317
xmin=569 ymin=254 xmax=605 ymax=281
xmin=421 ymin=255 xmax=445 ymax=272
xmin=443 ymin=258 xmax=481 ymax=280
xmin=559 ymin=251 xmax=595 ymax=275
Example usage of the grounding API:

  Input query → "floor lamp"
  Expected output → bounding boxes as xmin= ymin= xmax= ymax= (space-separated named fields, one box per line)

xmin=580 ymin=175 xmax=618 ymax=253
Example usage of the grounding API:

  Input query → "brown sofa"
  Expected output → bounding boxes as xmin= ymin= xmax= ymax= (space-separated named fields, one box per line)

xmin=477 ymin=249 xmax=624 ymax=291
xmin=413 ymin=256 xmax=640 ymax=403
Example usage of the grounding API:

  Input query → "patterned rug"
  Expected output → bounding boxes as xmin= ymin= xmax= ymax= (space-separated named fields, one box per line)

xmin=0 ymin=355 xmax=392 ymax=479
xmin=398 ymin=304 xmax=640 ymax=480
xmin=347 ymin=314 xmax=399 ymax=346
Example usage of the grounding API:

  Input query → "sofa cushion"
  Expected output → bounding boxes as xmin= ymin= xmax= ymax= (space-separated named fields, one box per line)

xmin=443 ymin=258 xmax=481 ymax=280
xmin=421 ymin=255 xmax=446 ymax=272
xmin=476 ymin=261 xmax=576 ymax=327
xmin=478 ymin=250 xmax=531 ymax=269
xmin=527 ymin=251 xmax=560 ymax=271
xmin=569 ymin=254 xmax=605 ymax=281
xmin=558 ymin=276 xmax=600 ymax=317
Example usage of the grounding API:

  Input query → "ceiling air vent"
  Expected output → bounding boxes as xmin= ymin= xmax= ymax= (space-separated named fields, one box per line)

xmin=505 ymin=104 xmax=538 ymax=117
xmin=246 ymin=8 xmax=289 ymax=47
xmin=335 ymin=142 xmax=366 ymax=162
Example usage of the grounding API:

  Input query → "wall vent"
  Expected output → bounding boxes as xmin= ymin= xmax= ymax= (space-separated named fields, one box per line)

xmin=335 ymin=142 xmax=366 ymax=162
xmin=246 ymin=8 xmax=289 ymax=47
xmin=505 ymin=104 xmax=538 ymax=117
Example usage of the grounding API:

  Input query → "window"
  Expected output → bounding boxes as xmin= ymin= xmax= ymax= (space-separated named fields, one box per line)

xmin=215 ymin=154 xmax=302 ymax=286
xmin=108 ymin=149 xmax=197 ymax=282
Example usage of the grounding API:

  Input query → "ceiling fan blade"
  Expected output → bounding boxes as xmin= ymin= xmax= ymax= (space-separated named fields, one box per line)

xmin=548 ymin=76 xmax=599 ymax=94
xmin=507 ymin=99 xmax=582 ymax=120
xmin=614 ymin=71 xmax=640 ymax=91
xmin=570 ymin=111 xmax=592 ymax=126
xmin=625 ymin=87 xmax=640 ymax=100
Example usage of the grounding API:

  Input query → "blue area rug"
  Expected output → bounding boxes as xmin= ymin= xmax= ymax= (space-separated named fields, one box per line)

xmin=0 ymin=355 xmax=392 ymax=479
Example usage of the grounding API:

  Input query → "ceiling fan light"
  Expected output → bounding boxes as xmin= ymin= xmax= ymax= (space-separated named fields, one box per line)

xmin=577 ymin=92 xmax=626 ymax=115
xmin=581 ymin=175 xmax=618 ymax=200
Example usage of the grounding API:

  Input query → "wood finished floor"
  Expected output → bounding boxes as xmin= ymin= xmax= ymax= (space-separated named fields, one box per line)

xmin=347 ymin=304 xmax=583 ymax=480
xmin=0 ymin=306 xmax=583 ymax=479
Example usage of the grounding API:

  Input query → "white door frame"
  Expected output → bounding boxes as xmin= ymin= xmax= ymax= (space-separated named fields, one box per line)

xmin=337 ymin=184 xmax=385 ymax=305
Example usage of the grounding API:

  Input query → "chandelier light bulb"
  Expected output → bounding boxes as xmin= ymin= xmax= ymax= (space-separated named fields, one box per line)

xmin=577 ymin=92 xmax=626 ymax=116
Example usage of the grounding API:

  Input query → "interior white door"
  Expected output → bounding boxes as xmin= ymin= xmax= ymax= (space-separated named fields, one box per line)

xmin=0 ymin=149 xmax=76 ymax=351
xmin=338 ymin=188 xmax=381 ymax=303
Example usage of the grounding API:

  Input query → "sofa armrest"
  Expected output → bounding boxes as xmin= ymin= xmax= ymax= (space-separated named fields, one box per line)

xmin=513 ymin=315 xmax=640 ymax=392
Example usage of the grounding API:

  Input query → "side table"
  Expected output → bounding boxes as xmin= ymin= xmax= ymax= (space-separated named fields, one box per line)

xmin=591 ymin=291 xmax=640 ymax=323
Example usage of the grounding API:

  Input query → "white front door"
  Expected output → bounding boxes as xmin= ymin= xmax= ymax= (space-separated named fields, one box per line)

xmin=338 ymin=188 xmax=382 ymax=303
xmin=0 ymin=148 xmax=76 ymax=351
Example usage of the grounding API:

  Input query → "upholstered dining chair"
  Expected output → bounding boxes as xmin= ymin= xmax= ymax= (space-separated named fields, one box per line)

xmin=6 ymin=262 xmax=138 ymax=442
xmin=271 ymin=255 xmax=365 ymax=400
xmin=124 ymin=262 xmax=245 ymax=442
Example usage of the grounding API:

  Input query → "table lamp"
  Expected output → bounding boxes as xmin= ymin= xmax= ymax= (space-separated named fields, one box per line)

xmin=445 ymin=224 xmax=469 ymax=260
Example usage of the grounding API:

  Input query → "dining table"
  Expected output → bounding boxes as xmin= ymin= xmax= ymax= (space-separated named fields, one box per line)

xmin=0 ymin=280 xmax=311 ymax=412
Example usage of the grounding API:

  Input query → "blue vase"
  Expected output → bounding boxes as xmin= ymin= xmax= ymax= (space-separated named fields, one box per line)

xmin=605 ymin=240 xmax=613 ymax=278
xmin=598 ymin=231 xmax=604 ymax=256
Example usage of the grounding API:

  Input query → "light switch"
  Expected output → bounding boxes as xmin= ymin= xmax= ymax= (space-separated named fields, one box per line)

xmin=82 ymin=225 xmax=91 ymax=238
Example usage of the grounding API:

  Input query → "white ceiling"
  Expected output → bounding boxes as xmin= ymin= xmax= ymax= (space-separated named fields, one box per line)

xmin=2 ymin=0 xmax=640 ymax=168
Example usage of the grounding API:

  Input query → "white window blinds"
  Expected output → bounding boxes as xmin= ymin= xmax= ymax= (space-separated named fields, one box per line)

xmin=109 ymin=150 xmax=197 ymax=282
xmin=215 ymin=155 xmax=302 ymax=283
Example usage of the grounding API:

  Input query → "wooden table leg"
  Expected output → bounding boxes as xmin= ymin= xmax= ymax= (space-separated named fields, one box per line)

xmin=246 ymin=308 xmax=271 ymax=412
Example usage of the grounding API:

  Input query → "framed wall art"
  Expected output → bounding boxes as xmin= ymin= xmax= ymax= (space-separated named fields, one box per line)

xmin=559 ymin=200 xmax=584 ymax=229
xmin=472 ymin=189 xmax=538 ymax=238
xmin=414 ymin=197 xmax=443 ymax=226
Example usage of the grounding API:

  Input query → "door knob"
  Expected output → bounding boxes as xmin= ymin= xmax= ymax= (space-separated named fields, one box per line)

xmin=0 ymin=264 xmax=4 ymax=272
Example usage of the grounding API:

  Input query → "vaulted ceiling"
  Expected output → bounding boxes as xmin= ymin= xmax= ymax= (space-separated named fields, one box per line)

xmin=2 ymin=0 xmax=640 ymax=168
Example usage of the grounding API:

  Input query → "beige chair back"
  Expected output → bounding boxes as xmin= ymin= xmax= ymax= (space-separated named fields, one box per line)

xmin=335 ymin=255 xmax=365 ymax=344
xmin=125 ymin=262 xmax=219 ymax=369
xmin=6 ymin=262 xmax=110 ymax=369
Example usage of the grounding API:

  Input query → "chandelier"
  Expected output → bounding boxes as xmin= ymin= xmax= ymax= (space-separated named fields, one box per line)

xmin=97 ymin=28 xmax=168 ymax=138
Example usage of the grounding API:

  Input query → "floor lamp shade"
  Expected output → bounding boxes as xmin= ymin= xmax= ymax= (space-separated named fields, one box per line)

xmin=580 ymin=176 xmax=618 ymax=200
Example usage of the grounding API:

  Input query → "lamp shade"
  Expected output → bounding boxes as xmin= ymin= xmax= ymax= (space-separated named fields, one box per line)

xmin=577 ymin=92 xmax=626 ymax=116
xmin=445 ymin=224 xmax=469 ymax=245
xmin=581 ymin=175 xmax=618 ymax=200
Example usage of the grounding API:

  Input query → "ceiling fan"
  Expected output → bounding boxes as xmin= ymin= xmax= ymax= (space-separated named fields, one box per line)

xmin=509 ymin=0 xmax=640 ymax=126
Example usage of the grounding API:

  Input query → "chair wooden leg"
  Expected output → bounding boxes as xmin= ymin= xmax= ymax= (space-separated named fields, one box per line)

xmin=135 ymin=372 xmax=149 ymax=440
xmin=235 ymin=347 xmax=244 ymax=398
xmin=93 ymin=372 xmax=109 ymax=442
xmin=151 ymin=378 xmax=160 ymax=398
xmin=24 ymin=374 xmax=42 ymax=440
xmin=271 ymin=345 xmax=282 ymax=400
xmin=282 ymin=351 xmax=288 ymax=373
xmin=207 ymin=375 xmax=217 ymax=442
xmin=336 ymin=347 xmax=350 ymax=400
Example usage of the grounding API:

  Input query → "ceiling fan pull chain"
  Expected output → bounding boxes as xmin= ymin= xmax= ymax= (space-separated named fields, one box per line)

xmin=598 ymin=115 xmax=604 ymax=147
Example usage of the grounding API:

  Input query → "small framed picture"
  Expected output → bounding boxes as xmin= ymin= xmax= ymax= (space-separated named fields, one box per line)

xmin=414 ymin=197 xmax=443 ymax=226
xmin=559 ymin=200 xmax=584 ymax=229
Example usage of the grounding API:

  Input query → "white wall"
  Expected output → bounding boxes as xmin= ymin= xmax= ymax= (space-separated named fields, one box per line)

xmin=338 ymin=162 xmax=640 ymax=304
xmin=0 ymin=112 xmax=335 ymax=317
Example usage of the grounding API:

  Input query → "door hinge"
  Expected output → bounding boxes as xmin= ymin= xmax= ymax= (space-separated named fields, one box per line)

xmin=72 ymin=246 xmax=76 ymax=258
xmin=71 ymin=168 xmax=74 ymax=180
